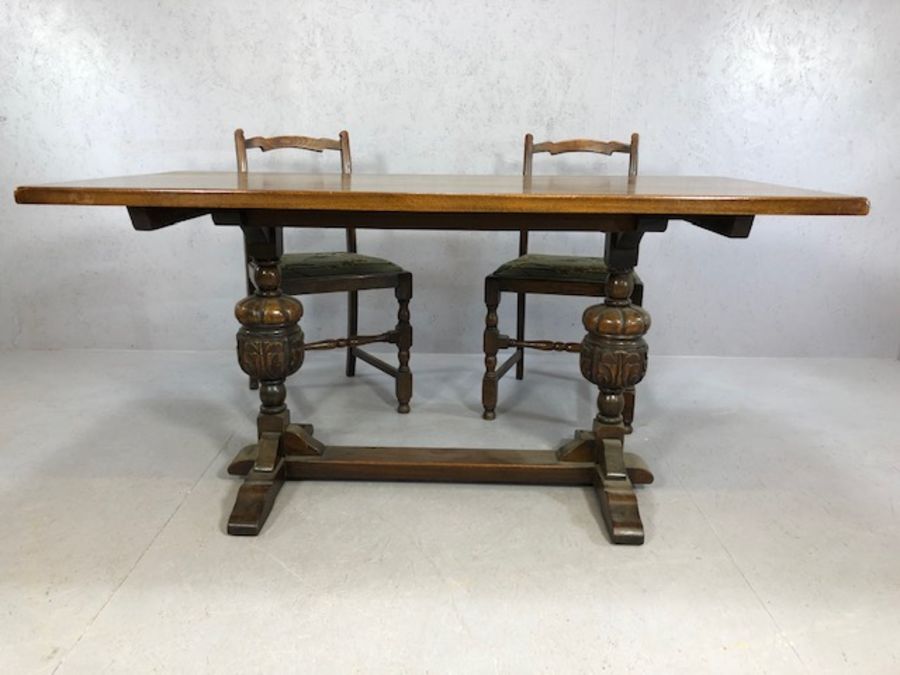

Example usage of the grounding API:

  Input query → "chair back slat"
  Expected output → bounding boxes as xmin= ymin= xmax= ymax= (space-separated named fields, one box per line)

xmin=245 ymin=135 xmax=342 ymax=154
xmin=531 ymin=139 xmax=629 ymax=157
xmin=524 ymin=132 xmax=639 ymax=178
xmin=234 ymin=127 xmax=355 ymax=250
xmin=519 ymin=132 xmax=640 ymax=254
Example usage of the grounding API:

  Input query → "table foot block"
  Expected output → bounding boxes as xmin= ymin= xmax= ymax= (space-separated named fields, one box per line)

xmin=227 ymin=465 xmax=285 ymax=536
xmin=227 ymin=444 xmax=257 ymax=476
xmin=593 ymin=469 xmax=645 ymax=545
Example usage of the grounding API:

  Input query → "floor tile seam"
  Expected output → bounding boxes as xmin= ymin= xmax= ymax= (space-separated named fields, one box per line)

xmin=698 ymin=510 xmax=808 ymax=672
xmin=49 ymin=431 xmax=235 ymax=674
xmin=661 ymin=454 xmax=810 ymax=673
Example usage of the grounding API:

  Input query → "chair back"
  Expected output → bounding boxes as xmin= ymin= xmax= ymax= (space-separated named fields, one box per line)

xmin=234 ymin=128 xmax=355 ymax=251
xmin=520 ymin=132 xmax=639 ymax=255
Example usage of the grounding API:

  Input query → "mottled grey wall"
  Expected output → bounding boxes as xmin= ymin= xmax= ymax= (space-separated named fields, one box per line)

xmin=2 ymin=0 xmax=898 ymax=356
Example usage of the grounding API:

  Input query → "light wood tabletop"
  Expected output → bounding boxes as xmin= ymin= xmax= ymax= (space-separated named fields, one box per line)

xmin=15 ymin=172 xmax=869 ymax=216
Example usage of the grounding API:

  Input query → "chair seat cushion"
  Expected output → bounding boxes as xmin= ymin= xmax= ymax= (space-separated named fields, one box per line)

xmin=492 ymin=253 xmax=610 ymax=283
xmin=281 ymin=252 xmax=403 ymax=279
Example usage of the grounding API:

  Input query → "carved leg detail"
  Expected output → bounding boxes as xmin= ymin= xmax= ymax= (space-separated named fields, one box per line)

xmin=230 ymin=229 xmax=304 ymax=536
xmin=395 ymin=274 xmax=413 ymax=414
xmin=482 ymin=279 xmax=501 ymax=420
xmin=580 ymin=265 xmax=651 ymax=544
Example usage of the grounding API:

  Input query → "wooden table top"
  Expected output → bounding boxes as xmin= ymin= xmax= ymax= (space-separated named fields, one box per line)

xmin=14 ymin=172 xmax=869 ymax=216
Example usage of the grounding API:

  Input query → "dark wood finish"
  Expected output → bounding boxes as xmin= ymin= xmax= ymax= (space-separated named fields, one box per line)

xmin=353 ymin=348 xmax=398 ymax=376
xmin=233 ymin=129 xmax=413 ymax=412
xmin=127 ymin=206 xmax=209 ymax=230
xmin=228 ymin=228 xmax=302 ymax=535
xmin=578 ymin=233 xmax=652 ymax=544
xmin=481 ymin=277 xmax=501 ymax=420
xmin=228 ymin=423 xmax=318 ymax=476
xmin=305 ymin=331 xmax=394 ymax=351
xmin=505 ymin=338 xmax=580 ymax=352
xmin=683 ymin=214 xmax=755 ymax=238
xmin=281 ymin=424 xmax=326 ymax=456
xmin=482 ymin=133 xmax=646 ymax=422
xmin=13 ymin=168 xmax=869 ymax=544
xmin=394 ymin=272 xmax=413 ymax=412
xmin=280 ymin=270 xmax=408 ymax=295
xmin=227 ymin=464 xmax=286 ymax=536
xmin=556 ymin=430 xmax=653 ymax=483
xmin=290 ymin=447 xmax=591 ymax=484
xmin=14 ymin=173 xmax=870 ymax=216
xmin=228 ymin=436 xmax=654 ymax=486
xmin=225 ymin=209 xmax=643 ymax=231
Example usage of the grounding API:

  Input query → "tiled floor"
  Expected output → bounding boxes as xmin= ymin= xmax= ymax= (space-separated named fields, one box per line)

xmin=1 ymin=350 xmax=898 ymax=674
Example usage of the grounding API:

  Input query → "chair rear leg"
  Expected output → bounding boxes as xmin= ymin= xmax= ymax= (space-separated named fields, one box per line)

xmin=623 ymin=387 xmax=636 ymax=434
xmin=482 ymin=279 xmax=501 ymax=420
xmin=346 ymin=290 xmax=358 ymax=376
xmin=624 ymin=279 xmax=642 ymax=431
xmin=243 ymin=235 xmax=259 ymax=390
xmin=515 ymin=292 xmax=526 ymax=379
xmin=393 ymin=274 xmax=413 ymax=413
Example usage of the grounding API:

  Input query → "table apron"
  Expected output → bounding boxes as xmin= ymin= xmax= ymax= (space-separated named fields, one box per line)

xmin=213 ymin=209 xmax=646 ymax=231
xmin=128 ymin=207 xmax=752 ymax=237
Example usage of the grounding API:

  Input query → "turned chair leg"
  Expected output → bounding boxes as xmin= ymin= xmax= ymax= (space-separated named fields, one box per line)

xmin=482 ymin=279 xmax=501 ymax=420
xmin=394 ymin=274 xmax=413 ymax=414
xmin=346 ymin=290 xmax=358 ymax=377
xmin=515 ymin=292 xmax=526 ymax=380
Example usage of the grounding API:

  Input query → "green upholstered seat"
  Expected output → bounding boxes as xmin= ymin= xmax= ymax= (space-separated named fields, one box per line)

xmin=491 ymin=254 xmax=610 ymax=283
xmin=280 ymin=252 xmax=403 ymax=280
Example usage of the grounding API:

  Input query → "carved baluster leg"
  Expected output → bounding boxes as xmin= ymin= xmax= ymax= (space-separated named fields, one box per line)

xmin=229 ymin=226 xmax=304 ymax=536
xmin=580 ymin=234 xmax=651 ymax=544
xmin=482 ymin=278 xmax=501 ymax=420
xmin=395 ymin=272 xmax=413 ymax=413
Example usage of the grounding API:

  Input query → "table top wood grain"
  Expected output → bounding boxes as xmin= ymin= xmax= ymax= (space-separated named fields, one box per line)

xmin=14 ymin=172 xmax=869 ymax=216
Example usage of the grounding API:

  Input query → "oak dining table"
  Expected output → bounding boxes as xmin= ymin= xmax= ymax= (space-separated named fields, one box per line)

xmin=14 ymin=172 xmax=869 ymax=544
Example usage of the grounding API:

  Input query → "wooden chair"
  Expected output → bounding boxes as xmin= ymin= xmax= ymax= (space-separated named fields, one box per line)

xmin=235 ymin=129 xmax=412 ymax=413
xmin=481 ymin=133 xmax=643 ymax=424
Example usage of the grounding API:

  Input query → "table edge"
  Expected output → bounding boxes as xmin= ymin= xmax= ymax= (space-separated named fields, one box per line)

xmin=14 ymin=185 xmax=870 ymax=217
